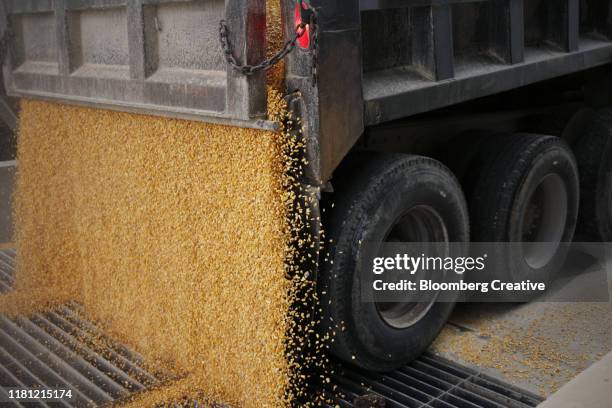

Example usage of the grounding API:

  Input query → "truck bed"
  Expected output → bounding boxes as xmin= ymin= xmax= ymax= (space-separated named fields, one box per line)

xmin=364 ymin=36 xmax=612 ymax=124
xmin=0 ymin=0 xmax=274 ymax=130
xmin=361 ymin=0 xmax=612 ymax=125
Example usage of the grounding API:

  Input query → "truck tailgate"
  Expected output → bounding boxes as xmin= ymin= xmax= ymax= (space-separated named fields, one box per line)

xmin=0 ymin=0 xmax=272 ymax=129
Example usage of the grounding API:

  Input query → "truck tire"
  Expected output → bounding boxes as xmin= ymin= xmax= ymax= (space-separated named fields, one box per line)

xmin=572 ymin=109 xmax=612 ymax=242
xmin=320 ymin=153 xmax=469 ymax=372
xmin=470 ymin=133 xmax=579 ymax=284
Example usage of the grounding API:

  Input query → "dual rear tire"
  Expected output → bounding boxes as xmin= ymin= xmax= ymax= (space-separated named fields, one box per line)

xmin=468 ymin=133 xmax=579 ymax=283
xmin=573 ymin=109 xmax=612 ymax=242
xmin=322 ymin=120 xmax=611 ymax=371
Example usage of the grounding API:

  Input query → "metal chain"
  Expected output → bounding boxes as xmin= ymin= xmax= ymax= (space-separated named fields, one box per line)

xmin=219 ymin=2 xmax=318 ymax=85
xmin=219 ymin=19 xmax=307 ymax=76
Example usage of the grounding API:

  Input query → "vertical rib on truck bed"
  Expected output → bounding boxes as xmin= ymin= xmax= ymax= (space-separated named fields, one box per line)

xmin=360 ymin=0 xmax=612 ymax=125
xmin=0 ymin=0 xmax=274 ymax=129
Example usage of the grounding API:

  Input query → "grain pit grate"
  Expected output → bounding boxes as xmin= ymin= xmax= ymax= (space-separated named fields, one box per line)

xmin=0 ymin=247 xmax=15 ymax=294
xmin=0 ymin=249 xmax=165 ymax=407
xmin=0 ymin=249 xmax=544 ymax=408
xmin=324 ymin=354 xmax=544 ymax=408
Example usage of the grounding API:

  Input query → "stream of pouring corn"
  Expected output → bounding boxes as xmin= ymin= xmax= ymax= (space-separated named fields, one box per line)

xmin=0 ymin=2 xmax=329 ymax=407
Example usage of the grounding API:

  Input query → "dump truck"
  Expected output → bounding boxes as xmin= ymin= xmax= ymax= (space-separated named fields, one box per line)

xmin=1 ymin=0 xmax=612 ymax=383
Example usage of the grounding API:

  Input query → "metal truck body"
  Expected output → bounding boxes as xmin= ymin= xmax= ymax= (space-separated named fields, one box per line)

xmin=2 ymin=0 xmax=612 ymax=182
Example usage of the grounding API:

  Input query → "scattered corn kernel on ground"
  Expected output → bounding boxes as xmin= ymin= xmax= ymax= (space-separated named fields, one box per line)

xmin=432 ymin=302 xmax=612 ymax=397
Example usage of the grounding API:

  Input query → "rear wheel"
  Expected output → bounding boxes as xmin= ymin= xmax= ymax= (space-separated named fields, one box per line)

xmin=320 ymin=153 xmax=469 ymax=372
xmin=469 ymin=133 xmax=579 ymax=283
xmin=573 ymin=109 xmax=612 ymax=242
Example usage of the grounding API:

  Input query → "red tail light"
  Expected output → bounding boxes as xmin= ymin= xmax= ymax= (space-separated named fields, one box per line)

xmin=294 ymin=2 xmax=310 ymax=49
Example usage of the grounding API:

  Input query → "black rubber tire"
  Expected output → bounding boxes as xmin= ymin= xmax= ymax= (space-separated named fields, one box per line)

xmin=470 ymin=133 xmax=579 ymax=283
xmin=572 ymin=108 xmax=612 ymax=242
xmin=533 ymin=105 xmax=590 ymax=142
xmin=320 ymin=153 xmax=469 ymax=372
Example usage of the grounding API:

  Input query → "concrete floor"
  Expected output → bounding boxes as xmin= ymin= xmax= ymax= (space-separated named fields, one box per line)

xmin=433 ymin=300 xmax=611 ymax=398
xmin=538 ymin=350 xmax=612 ymax=408
xmin=1 ymin=158 xmax=610 ymax=402
xmin=431 ymin=251 xmax=612 ymax=398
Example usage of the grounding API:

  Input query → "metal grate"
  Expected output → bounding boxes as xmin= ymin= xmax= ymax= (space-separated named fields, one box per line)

xmin=0 ymin=248 xmax=544 ymax=408
xmin=0 ymin=247 xmax=15 ymax=293
xmin=0 ymin=249 xmax=165 ymax=407
xmin=324 ymin=354 xmax=544 ymax=408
